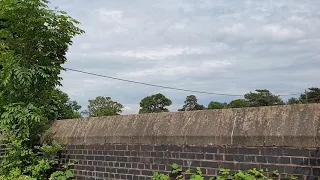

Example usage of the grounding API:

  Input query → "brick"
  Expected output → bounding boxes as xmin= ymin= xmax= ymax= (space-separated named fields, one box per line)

xmin=131 ymin=151 xmax=138 ymax=156
xmin=132 ymin=163 xmax=138 ymax=168
xmin=201 ymin=161 xmax=218 ymax=168
xmin=119 ymin=162 xmax=126 ymax=167
xmin=307 ymin=176 xmax=319 ymax=180
xmin=141 ymin=145 xmax=153 ymax=151
xmin=141 ymin=170 xmax=153 ymax=176
xmin=154 ymin=145 xmax=168 ymax=151
xmin=246 ymin=148 xmax=260 ymax=155
xmin=167 ymin=145 xmax=183 ymax=152
xmin=256 ymin=156 xmax=267 ymax=163
xmin=225 ymin=155 xmax=234 ymax=161
xmin=205 ymin=154 xmax=214 ymax=160
xmin=117 ymin=168 xmax=129 ymax=174
xmin=196 ymin=154 xmax=205 ymax=159
xmin=180 ymin=153 xmax=188 ymax=159
xmin=95 ymin=156 xmax=104 ymax=161
xmin=234 ymin=155 xmax=245 ymax=162
xmin=184 ymin=146 xmax=201 ymax=152
xmin=312 ymin=168 xmax=320 ymax=176
xmin=215 ymin=155 xmax=223 ymax=161
xmin=278 ymin=157 xmax=290 ymax=164
xmin=238 ymin=148 xmax=247 ymax=154
xmin=159 ymin=164 xmax=166 ymax=170
xmin=217 ymin=147 xmax=226 ymax=154
xmin=201 ymin=146 xmax=218 ymax=153
xmin=138 ymin=163 xmax=145 ymax=169
xmin=267 ymin=156 xmax=278 ymax=164
xmin=206 ymin=168 xmax=216 ymax=175
xmin=168 ymin=159 xmax=183 ymax=165
xmin=282 ymin=148 xmax=309 ymax=157
xmin=85 ymin=155 xmax=94 ymax=160
xmin=95 ymin=166 xmax=105 ymax=172
xmin=67 ymin=145 xmax=76 ymax=150
xmin=75 ymin=155 xmax=85 ymax=159
xmin=260 ymin=165 xmax=285 ymax=173
xmin=226 ymin=147 xmax=238 ymax=154
xmin=156 ymin=152 xmax=164 ymax=157
xmin=129 ymin=169 xmax=141 ymax=175
xmin=244 ymin=156 xmax=256 ymax=163
xmin=291 ymin=157 xmax=304 ymax=165
xmin=310 ymin=149 xmax=320 ymax=157
xmin=309 ymin=158 xmax=320 ymax=166
xmin=238 ymin=163 xmax=260 ymax=170
xmin=128 ymin=145 xmax=141 ymax=151
xmin=117 ymin=156 xmax=128 ymax=162
xmin=126 ymin=163 xmax=132 ymax=168
xmin=262 ymin=148 xmax=282 ymax=156
xmin=115 ymin=144 xmax=127 ymax=150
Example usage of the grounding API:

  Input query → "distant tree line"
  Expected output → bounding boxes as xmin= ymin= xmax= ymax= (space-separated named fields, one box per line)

xmin=55 ymin=87 xmax=320 ymax=119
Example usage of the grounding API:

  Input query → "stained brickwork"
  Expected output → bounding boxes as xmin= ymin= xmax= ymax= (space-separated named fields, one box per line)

xmin=59 ymin=144 xmax=320 ymax=180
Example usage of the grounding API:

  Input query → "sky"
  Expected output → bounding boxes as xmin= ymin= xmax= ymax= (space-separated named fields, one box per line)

xmin=50 ymin=0 xmax=320 ymax=115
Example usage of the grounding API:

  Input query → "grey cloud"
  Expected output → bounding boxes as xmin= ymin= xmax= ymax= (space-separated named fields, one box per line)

xmin=50 ymin=0 xmax=320 ymax=114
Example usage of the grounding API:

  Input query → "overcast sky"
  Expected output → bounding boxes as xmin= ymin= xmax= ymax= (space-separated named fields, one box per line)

xmin=50 ymin=0 xmax=320 ymax=115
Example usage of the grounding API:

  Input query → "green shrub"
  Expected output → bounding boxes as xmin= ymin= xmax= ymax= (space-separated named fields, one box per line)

xmin=152 ymin=164 xmax=297 ymax=180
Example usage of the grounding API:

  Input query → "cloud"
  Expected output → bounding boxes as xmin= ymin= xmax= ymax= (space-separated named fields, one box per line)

xmin=49 ymin=0 xmax=320 ymax=115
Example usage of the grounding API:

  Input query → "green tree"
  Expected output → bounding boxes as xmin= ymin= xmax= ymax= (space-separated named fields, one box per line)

xmin=287 ymin=97 xmax=301 ymax=105
xmin=49 ymin=89 xmax=82 ymax=120
xmin=139 ymin=93 xmax=172 ymax=114
xmin=85 ymin=96 xmax=123 ymax=117
xmin=0 ymin=0 xmax=83 ymax=179
xmin=207 ymin=101 xmax=228 ymax=110
xmin=244 ymin=89 xmax=284 ymax=107
xmin=178 ymin=95 xmax=205 ymax=111
xmin=228 ymin=99 xmax=250 ymax=108
xmin=300 ymin=87 xmax=320 ymax=103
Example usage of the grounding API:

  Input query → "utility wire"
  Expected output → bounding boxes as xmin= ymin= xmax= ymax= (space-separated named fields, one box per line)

xmin=64 ymin=68 xmax=302 ymax=97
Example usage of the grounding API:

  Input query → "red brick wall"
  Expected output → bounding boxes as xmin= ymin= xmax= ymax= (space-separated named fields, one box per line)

xmin=60 ymin=144 xmax=320 ymax=180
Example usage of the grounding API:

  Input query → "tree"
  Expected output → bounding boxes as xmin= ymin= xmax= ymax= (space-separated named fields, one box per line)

xmin=228 ymin=99 xmax=250 ymax=108
xmin=300 ymin=87 xmax=320 ymax=103
xmin=85 ymin=96 xmax=123 ymax=117
xmin=287 ymin=97 xmax=301 ymax=105
xmin=207 ymin=101 xmax=228 ymax=110
xmin=139 ymin=93 xmax=172 ymax=114
xmin=244 ymin=89 xmax=284 ymax=107
xmin=178 ymin=95 xmax=205 ymax=111
xmin=0 ymin=0 xmax=84 ymax=179
xmin=48 ymin=89 xmax=82 ymax=120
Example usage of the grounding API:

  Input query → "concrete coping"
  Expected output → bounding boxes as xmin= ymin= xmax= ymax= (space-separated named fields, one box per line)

xmin=51 ymin=104 xmax=320 ymax=148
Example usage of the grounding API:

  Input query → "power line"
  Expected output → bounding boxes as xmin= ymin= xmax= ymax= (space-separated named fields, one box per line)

xmin=64 ymin=67 xmax=302 ymax=97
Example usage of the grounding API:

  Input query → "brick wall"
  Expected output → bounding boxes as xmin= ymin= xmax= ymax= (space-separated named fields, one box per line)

xmin=61 ymin=144 xmax=320 ymax=180
xmin=51 ymin=104 xmax=320 ymax=180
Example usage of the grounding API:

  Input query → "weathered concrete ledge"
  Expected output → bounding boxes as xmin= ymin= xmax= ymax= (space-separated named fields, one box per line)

xmin=51 ymin=104 xmax=320 ymax=148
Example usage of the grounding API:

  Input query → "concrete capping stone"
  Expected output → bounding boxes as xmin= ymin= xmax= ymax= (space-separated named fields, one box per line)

xmin=51 ymin=103 xmax=320 ymax=147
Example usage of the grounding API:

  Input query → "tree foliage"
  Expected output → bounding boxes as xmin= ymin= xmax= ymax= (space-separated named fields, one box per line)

xmin=48 ymin=89 xmax=82 ymax=120
xmin=139 ymin=93 xmax=172 ymax=114
xmin=207 ymin=101 xmax=227 ymax=110
xmin=85 ymin=96 xmax=123 ymax=117
xmin=228 ymin=99 xmax=250 ymax=108
xmin=287 ymin=97 xmax=301 ymax=105
xmin=178 ymin=95 xmax=205 ymax=111
xmin=300 ymin=87 xmax=320 ymax=104
xmin=244 ymin=89 xmax=284 ymax=107
xmin=0 ymin=0 xmax=84 ymax=179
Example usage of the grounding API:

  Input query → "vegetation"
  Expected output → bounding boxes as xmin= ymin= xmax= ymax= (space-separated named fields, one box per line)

xmin=178 ymin=95 xmax=205 ymax=111
xmin=83 ymin=96 xmax=123 ymax=117
xmin=0 ymin=0 xmax=84 ymax=179
xmin=139 ymin=93 xmax=172 ymax=114
xmin=153 ymin=163 xmax=297 ymax=180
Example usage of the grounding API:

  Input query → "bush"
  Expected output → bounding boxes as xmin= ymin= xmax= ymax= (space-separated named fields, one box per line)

xmin=152 ymin=163 xmax=298 ymax=180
